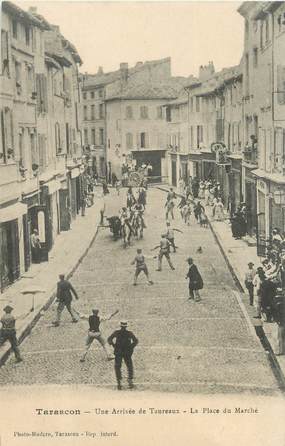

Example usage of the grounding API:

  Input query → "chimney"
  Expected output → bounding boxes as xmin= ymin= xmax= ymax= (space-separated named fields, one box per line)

xmin=29 ymin=6 xmax=37 ymax=14
xmin=135 ymin=61 xmax=143 ymax=68
xmin=120 ymin=62 xmax=128 ymax=84
xmin=97 ymin=66 xmax=104 ymax=75
xmin=199 ymin=62 xmax=215 ymax=81
xmin=51 ymin=25 xmax=60 ymax=33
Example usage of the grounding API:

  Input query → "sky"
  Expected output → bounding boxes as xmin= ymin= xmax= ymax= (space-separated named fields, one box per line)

xmin=16 ymin=1 xmax=244 ymax=77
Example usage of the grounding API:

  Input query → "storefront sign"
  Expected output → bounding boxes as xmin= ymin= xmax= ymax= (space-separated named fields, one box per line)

xmin=0 ymin=202 xmax=27 ymax=223
xmin=44 ymin=179 xmax=61 ymax=195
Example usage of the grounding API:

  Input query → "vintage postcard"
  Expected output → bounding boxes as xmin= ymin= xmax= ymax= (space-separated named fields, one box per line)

xmin=0 ymin=1 xmax=285 ymax=444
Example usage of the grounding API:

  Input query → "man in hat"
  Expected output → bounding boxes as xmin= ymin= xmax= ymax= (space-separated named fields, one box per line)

xmin=186 ymin=257 xmax=203 ymax=301
xmin=52 ymin=274 xmax=79 ymax=327
xmin=107 ymin=321 xmax=138 ymax=390
xmin=0 ymin=305 xmax=23 ymax=362
xmin=165 ymin=221 xmax=183 ymax=253
xmin=244 ymin=262 xmax=256 ymax=306
xmin=152 ymin=234 xmax=175 ymax=271
xmin=79 ymin=308 xmax=119 ymax=362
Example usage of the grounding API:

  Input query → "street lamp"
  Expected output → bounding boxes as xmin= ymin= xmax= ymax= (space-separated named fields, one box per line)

xmin=273 ymin=187 xmax=285 ymax=206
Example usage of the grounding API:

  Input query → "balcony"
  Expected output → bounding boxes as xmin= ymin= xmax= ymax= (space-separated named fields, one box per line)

xmin=243 ymin=146 xmax=258 ymax=166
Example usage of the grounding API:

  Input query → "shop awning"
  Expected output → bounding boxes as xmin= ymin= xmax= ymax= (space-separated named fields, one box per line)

xmin=0 ymin=202 xmax=27 ymax=224
xmin=252 ymin=169 xmax=285 ymax=185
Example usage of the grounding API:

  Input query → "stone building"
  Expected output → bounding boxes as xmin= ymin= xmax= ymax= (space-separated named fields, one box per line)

xmin=104 ymin=58 xmax=189 ymax=181
xmin=81 ymin=58 xmax=184 ymax=181
xmin=166 ymin=62 xmax=243 ymax=213
xmin=238 ymin=1 xmax=285 ymax=254
xmin=0 ymin=2 xmax=83 ymax=292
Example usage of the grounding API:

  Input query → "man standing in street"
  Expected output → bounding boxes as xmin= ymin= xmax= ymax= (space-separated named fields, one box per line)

xmin=244 ymin=262 xmax=256 ymax=306
xmin=186 ymin=257 xmax=203 ymax=301
xmin=108 ymin=321 xmax=138 ymax=390
xmin=152 ymin=234 xmax=175 ymax=271
xmin=166 ymin=221 xmax=183 ymax=253
xmin=0 ymin=305 xmax=24 ymax=363
xmin=53 ymin=274 xmax=79 ymax=327
xmin=131 ymin=248 xmax=154 ymax=286
xmin=79 ymin=309 xmax=119 ymax=362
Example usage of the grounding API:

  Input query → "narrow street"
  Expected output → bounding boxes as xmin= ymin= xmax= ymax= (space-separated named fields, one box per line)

xmin=0 ymin=188 xmax=280 ymax=394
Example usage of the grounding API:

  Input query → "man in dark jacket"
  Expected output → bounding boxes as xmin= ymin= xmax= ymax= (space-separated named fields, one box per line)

xmin=108 ymin=321 xmax=138 ymax=390
xmin=53 ymin=274 xmax=79 ymax=327
xmin=186 ymin=257 xmax=203 ymax=301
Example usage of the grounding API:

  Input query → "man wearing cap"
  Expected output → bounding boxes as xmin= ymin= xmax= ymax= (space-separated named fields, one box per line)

xmin=0 ymin=305 xmax=23 ymax=362
xmin=107 ymin=321 xmax=138 ymax=390
xmin=244 ymin=262 xmax=256 ymax=306
xmin=52 ymin=274 xmax=79 ymax=327
xmin=79 ymin=309 xmax=119 ymax=362
xmin=152 ymin=234 xmax=175 ymax=271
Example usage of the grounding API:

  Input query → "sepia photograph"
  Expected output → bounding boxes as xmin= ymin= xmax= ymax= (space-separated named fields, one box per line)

xmin=0 ymin=0 xmax=285 ymax=444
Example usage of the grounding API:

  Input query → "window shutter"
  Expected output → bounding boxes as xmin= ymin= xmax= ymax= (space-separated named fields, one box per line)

xmin=36 ymin=74 xmax=42 ymax=113
xmin=42 ymin=74 xmax=48 ymax=113
xmin=145 ymin=132 xmax=149 ymax=148
xmin=1 ymin=30 xmax=9 ymax=76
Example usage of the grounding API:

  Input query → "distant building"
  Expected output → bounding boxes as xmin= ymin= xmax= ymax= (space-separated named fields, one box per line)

xmin=104 ymin=58 xmax=189 ymax=181
xmin=81 ymin=57 xmax=177 ymax=181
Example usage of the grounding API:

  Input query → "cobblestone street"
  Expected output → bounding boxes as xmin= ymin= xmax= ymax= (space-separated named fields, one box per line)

xmin=0 ymin=189 xmax=281 ymax=394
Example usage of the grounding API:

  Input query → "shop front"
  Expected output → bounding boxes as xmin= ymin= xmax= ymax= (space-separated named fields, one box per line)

xmin=40 ymin=179 xmax=61 ymax=251
xmin=68 ymin=167 xmax=82 ymax=220
xmin=201 ymin=151 xmax=216 ymax=181
xmin=188 ymin=151 xmax=202 ymax=180
xmin=21 ymin=189 xmax=41 ymax=270
xmin=243 ymin=165 xmax=257 ymax=237
xmin=0 ymin=202 xmax=27 ymax=292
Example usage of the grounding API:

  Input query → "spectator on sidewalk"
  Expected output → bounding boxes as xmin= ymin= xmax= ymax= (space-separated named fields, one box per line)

xmin=53 ymin=274 xmax=79 ymax=327
xmin=275 ymin=298 xmax=285 ymax=355
xmin=108 ymin=321 xmax=138 ymax=390
xmin=212 ymin=197 xmax=225 ymax=221
xmin=186 ymin=257 xmax=203 ymax=302
xmin=253 ymin=267 xmax=264 ymax=318
xmin=79 ymin=309 xmax=119 ymax=362
xmin=0 ymin=305 xmax=25 ymax=363
xmin=244 ymin=262 xmax=256 ymax=306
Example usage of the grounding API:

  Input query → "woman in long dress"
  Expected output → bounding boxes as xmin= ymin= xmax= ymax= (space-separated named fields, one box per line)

xmin=213 ymin=198 xmax=225 ymax=221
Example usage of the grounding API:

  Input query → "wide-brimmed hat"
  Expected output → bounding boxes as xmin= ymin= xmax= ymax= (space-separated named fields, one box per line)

xmin=120 ymin=320 xmax=128 ymax=327
xmin=248 ymin=262 xmax=254 ymax=266
xmin=3 ymin=305 xmax=13 ymax=313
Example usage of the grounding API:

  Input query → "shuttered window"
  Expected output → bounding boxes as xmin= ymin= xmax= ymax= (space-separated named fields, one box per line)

xmin=1 ymin=30 xmax=9 ymax=76
xmin=38 ymin=134 xmax=46 ymax=172
xmin=36 ymin=74 xmax=48 ymax=114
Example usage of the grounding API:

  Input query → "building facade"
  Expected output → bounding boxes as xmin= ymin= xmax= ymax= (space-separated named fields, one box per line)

xmin=0 ymin=2 xmax=83 ymax=292
xmin=238 ymin=1 xmax=285 ymax=254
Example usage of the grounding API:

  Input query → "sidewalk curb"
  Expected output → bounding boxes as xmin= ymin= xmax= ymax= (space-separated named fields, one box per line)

xmin=156 ymin=185 xmax=285 ymax=390
xmin=0 ymin=214 xmax=101 ymax=368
